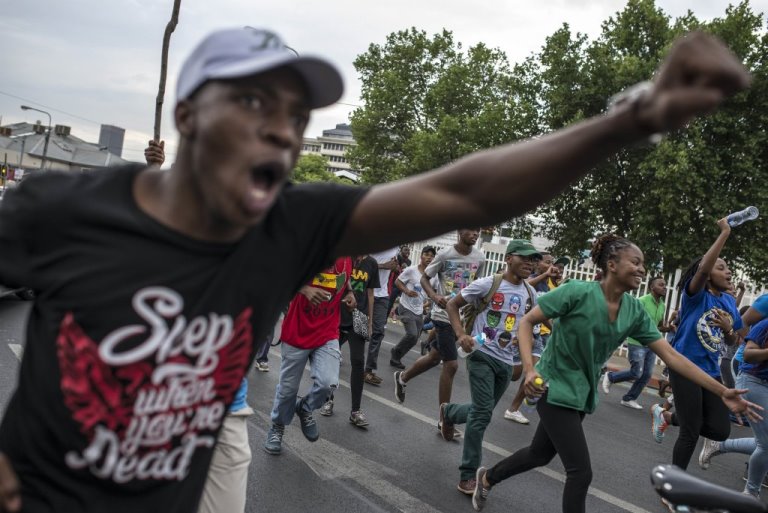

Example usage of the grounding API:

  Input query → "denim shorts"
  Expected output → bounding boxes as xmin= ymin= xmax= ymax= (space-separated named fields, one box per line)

xmin=510 ymin=334 xmax=545 ymax=366
xmin=427 ymin=320 xmax=458 ymax=362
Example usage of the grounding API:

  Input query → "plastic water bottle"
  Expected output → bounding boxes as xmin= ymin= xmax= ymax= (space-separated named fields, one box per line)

xmin=520 ymin=377 xmax=547 ymax=413
xmin=727 ymin=206 xmax=759 ymax=227
xmin=457 ymin=333 xmax=486 ymax=358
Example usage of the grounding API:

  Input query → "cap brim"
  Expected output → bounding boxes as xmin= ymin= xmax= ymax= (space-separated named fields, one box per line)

xmin=206 ymin=53 xmax=344 ymax=109
xmin=510 ymin=249 xmax=542 ymax=257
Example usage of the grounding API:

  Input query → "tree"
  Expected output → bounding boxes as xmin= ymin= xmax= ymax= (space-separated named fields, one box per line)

xmin=534 ymin=0 xmax=768 ymax=282
xmin=292 ymin=154 xmax=340 ymax=184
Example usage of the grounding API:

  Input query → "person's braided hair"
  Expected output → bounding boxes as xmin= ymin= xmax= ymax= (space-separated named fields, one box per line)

xmin=590 ymin=234 xmax=634 ymax=273
xmin=677 ymin=257 xmax=703 ymax=292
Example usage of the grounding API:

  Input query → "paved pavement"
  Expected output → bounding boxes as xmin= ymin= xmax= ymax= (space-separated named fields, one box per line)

xmin=0 ymin=300 xmax=763 ymax=512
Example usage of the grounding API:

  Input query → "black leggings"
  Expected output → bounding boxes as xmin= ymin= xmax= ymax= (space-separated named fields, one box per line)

xmin=669 ymin=369 xmax=730 ymax=469
xmin=486 ymin=394 xmax=591 ymax=513
xmin=335 ymin=328 xmax=367 ymax=412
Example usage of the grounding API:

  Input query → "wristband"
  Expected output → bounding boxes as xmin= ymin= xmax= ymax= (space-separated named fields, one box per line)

xmin=607 ymin=81 xmax=663 ymax=145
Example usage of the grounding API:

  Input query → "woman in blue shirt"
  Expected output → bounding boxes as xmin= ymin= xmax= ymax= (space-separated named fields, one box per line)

xmin=670 ymin=218 xmax=743 ymax=470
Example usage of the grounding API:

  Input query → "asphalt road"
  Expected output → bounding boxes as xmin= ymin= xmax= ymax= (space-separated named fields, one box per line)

xmin=0 ymin=299 xmax=762 ymax=513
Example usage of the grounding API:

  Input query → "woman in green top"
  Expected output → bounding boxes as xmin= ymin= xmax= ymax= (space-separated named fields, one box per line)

xmin=470 ymin=234 xmax=761 ymax=513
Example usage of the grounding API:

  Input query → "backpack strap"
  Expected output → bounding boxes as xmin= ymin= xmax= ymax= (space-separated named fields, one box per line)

xmin=521 ymin=279 xmax=536 ymax=313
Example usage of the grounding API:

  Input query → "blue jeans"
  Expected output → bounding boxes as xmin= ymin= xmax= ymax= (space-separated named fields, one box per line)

xmin=270 ymin=340 xmax=341 ymax=426
xmin=608 ymin=345 xmax=655 ymax=401
xmin=741 ymin=373 xmax=768 ymax=496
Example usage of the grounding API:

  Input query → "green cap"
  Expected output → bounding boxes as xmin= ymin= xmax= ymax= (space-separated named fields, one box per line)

xmin=554 ymin=256 xmax=570 ymax=266
xmin=505 ymin=239 xmax=542 ymax=257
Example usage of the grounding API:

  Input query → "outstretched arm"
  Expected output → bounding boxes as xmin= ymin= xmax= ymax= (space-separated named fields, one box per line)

xmin=335 ymin=32 xmax=749 ymax=256
xmin=687 ymin=218 xmax=730 ymax=296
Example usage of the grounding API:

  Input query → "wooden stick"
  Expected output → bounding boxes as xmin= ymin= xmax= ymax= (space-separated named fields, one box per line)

xmin=154 ymin=0 xmax=182 ymax=142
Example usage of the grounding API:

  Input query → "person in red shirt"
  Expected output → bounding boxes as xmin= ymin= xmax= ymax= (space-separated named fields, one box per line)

xmin=264 ymin=257 xmax=355 ymax=455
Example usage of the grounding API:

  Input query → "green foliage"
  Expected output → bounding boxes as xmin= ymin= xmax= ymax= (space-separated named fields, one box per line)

xmin=350 ymin=0 xmax=768 ymax=282
xmin=292 ymin=154 xmax=340 ymax=184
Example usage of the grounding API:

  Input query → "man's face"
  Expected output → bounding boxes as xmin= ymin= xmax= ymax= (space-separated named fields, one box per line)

xmin=178 ymin=67 xmax=310 ymax=228
xmin=537 ymin=254 xmax=553 ymax=274
xmin=421 ymin=251 xmax=435 ymax=267
xmin=506 ymin=254 xmax=536 ymax=279
xmin=401 ymin=247 xmax=411 ymax=259
xmin=458 ymin=229 xmax=480 ymax=246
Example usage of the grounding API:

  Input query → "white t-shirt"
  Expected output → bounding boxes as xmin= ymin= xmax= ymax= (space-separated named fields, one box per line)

xmin=371 ymin=248 xmax=398 ymax=298
xmin=425 ymin=245 xmax=485 ymax=323
xmin=397 ymin=265 xmax=438 ymax=316
xmin=461 ymin=275 xmax=536 ymax=367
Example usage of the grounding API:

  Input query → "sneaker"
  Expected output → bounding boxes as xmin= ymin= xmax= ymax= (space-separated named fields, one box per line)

xmin=698 ymin=438 xmax=722 ymax=469
xmin=601 ymin=372 xmax=612 ymax=394
xmin=457 ymin=478 xmax=476 ymax=495
xmin=420 ymin=340 xmax=428 ymax=355
xmin=319 ymin=400 xmax=334 ymax=417
xmin=263 ymin=423 xmax=284 ymax=455
xmin=349 ymin=410 xmax=369 ymax=428
xmin=256 ymin=361 xmax=269 ymax=372
xmin=439 ymin=403 xmax=454 ymax=441
xmin=364 ymin=371 xmax=382 ymax=386
xmin=389 ymin=359 xmax=406 ymax=369
xmin=473 ymin=467 xmax=491 ymax=511
xmin=620 ymin=399 xmax=643 ymax=410
xmin=437 ymin=422 xmax=462 ymax=438
xmin=651 ymin=404 xmax=669 ymax=444
xmin=394 ymin=371 xmax=406 ymax=403
xmin=503 ymin=409 xmax=530 ymax=424
xmin=296 ymin=398 xmax=319 ymax=442
xmin=742 ymin=462 xmax=768 ymax=488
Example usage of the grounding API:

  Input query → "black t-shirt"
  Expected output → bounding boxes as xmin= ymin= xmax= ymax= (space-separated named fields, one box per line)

xmin=0 ymin=165 xmax=367 ymax=512
xmin=340 ymin=256 xmax=380 ymax=327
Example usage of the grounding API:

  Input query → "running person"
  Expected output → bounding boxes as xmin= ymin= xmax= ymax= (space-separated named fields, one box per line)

xmin=0 ymin=28 xmax=752 ymax=513
xmin=441 ymin=240 xmax=539 ymax=494
xmin=394 ymin=230 xmax=485 ymax=414
xmin=602 ymin=276 xmax=671 ymax=409
xmin=668 ymin=218 xmax=743 ymax=470
xmin=471 ymin=234 xmax=760 ymax=513
xmin=389 ymin=246 xmax=437 ymax=368
xmin=320 ymin=254 xmax=380 ymax=427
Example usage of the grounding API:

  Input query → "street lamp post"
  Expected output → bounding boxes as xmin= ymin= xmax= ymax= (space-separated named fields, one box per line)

xmin=20 ymin=105 xmax=52 ymax=170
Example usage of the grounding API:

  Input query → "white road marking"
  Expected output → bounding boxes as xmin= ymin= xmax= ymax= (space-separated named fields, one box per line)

xmin=266 ymin=347 xmax=653 ymax=513
xmin=8 ymin=344 xmax=22 ymax=360
xmin=252 ymin=411 xmax=444 ymax=513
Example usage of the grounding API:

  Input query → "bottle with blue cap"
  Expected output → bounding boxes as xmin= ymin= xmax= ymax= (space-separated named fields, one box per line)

xmin=457 ymin=333 xmax=486 ymax=358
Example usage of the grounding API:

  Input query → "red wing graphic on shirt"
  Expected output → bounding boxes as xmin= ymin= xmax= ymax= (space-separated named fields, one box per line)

xmin=57 ymin=312 xmax=136 ymax=439
xmin=55 ymin=297 xmax=254 ymax=484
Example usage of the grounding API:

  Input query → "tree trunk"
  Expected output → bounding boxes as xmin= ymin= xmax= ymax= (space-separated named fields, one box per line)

xmin=154 ymin=0 xmax=182 ymax=142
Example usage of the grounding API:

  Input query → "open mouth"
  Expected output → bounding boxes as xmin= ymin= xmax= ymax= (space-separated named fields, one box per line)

xmin=243 ymin=162 xmax=285 ymax=215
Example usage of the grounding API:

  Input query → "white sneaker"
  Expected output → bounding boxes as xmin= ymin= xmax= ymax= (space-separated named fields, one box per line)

xmin=699 ymin=438 xmax=722 ymax=470
xmin=601 ymin=372 xmax=612 ymax=394
xmin=503 ymin=410 xmax=530 ymax=424
xmin=620 ymin=399 xmax=643 ymax=410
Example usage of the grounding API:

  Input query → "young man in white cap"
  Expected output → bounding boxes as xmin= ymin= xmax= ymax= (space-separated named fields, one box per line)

xmin=0 ymin=26 xmax=752 ymax=513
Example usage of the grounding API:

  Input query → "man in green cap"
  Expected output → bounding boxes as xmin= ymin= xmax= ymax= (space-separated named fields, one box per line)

xmin=440 ymin=240 xmax=540 ymax=495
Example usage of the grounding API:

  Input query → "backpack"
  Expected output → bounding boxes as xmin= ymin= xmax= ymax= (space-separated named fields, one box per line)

xmin=461 ymin=274 xmax=535 ymax=335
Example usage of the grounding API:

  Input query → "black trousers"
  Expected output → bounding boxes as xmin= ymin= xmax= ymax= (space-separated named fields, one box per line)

xmin=669 ymin=368 xmax=730 ymax=469
xmin=486 ymin=393 xmax=591 ymax=513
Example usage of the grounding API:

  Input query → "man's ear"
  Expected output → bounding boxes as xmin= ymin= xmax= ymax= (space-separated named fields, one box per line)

xmin=175 ymin=101 xmax=196 ymax=138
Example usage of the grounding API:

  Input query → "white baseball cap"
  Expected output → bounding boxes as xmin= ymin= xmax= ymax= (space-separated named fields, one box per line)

xmin=176 ymin=27 xmax=344 ymax=108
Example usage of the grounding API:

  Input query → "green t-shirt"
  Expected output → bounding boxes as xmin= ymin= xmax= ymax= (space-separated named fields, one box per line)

xmin=536 ymin=280 xmax=662 ymax=413
xmin=626 ymin=294 xmax=665 ymax=346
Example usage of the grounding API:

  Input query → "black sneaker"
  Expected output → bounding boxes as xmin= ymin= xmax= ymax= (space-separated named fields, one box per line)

xmin=439 ymin=403 xmax=454 ymax=441
xmin=394 ymin=371 xmax=406 ymax=403
xmin=473 ymin=467 xmax=491 ymax=511
xmin=263 ymin=423 xmax=284 ymax=455
xmin=389 ymin=359 xmax=406 ymax=369
xmin=296 ymin=397 xmax=319 ymax=442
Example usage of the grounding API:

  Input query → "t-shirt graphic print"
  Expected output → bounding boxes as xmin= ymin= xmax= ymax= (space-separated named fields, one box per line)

xmin=58 ymin=286 xmax=253 ymax=483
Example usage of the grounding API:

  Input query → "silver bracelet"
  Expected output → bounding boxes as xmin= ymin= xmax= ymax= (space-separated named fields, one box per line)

xmin=607 ymin=81 xmax=663 ymax=144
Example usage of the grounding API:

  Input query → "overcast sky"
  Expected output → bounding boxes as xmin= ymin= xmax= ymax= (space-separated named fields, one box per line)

xmin=1 ymin=0 xmax=765 ymax=164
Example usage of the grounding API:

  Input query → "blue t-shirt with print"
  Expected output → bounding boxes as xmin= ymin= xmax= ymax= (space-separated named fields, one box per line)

xmin=673 ymin=281 xmax=743 ymax=378
xmin=735 ymin=294 xmax=768 ymax=363
xmin=738 ymin=318 xmax=768 ymax=380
